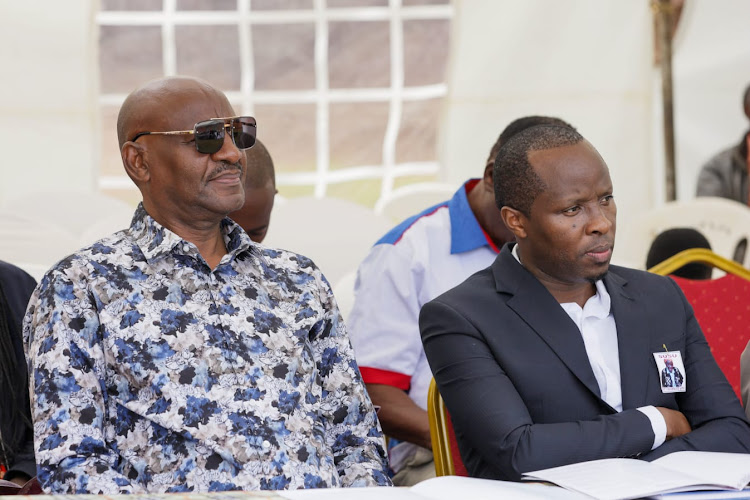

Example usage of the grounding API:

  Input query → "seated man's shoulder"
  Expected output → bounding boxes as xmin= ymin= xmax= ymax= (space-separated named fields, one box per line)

xmin=254 ymin=245 xmax=327 ymax=285
xmin=39 ymin=230 xmax=135 ymax=285
xmin=701 ymin=144 xmax=739 ymax=171
xmin=428 ymin=265 xmax=495 ymax=306
xmin=608 ymin=264 xmax=684 ymax=297
xmin=0 ymin=259 xmax=35 ymax=287
xmin=377 ymin=203 xmax=451 ymax=249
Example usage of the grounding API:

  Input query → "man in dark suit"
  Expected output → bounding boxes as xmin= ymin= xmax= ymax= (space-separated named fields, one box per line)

xmin=419 ymin=124 xmax=750 ymax=481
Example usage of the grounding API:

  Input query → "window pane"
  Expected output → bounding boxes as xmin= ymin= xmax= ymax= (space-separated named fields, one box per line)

xmin=278 ymin=185 xmax=315 ymax=198
xmin=403 ymin=20 xmax=450 ymax=86
xmin=177 ymin=0 xmax=236 ymax=10
xmin=100 ymin=106 xmax=123 ymax=178
xmin=253 ymin=103 xmax=317 ymax=174
xmin=175 ymin=25 xmax=241 ymax=89
xmin=328 ymin=0 xmax=387 ymax=6
xmin=396 ymin=99 xmax=441 ymax=163
xmin=393 ymin=173 xmax=440 ymax=190
xmin=252 ymin=0 xmax=313 ymax=9
xmin=403 ymin=0 xmax=450 ymax=5
xmin=330 ymin=102 xmax=389 ymax=169
xmin=253 ymin=24 xmax=316 ymax=91
xmin=101 ymin=0 xmax=161 ymax=10
xmin=329 ymin=21 xmax=390 ymax=88
xmin=101 ymin=188 xmax=142 ymax=206
xmin=100 ymin=26 xmax=163 ymax=93
xmin=327 ymin=179 xmax=384 ymax=208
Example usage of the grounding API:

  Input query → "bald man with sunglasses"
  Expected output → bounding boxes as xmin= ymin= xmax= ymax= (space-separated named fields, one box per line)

xmin=23 ymin=76 xmax=390 ymax=494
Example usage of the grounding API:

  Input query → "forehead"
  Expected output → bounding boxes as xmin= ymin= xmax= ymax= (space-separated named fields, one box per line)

xmin=159 ymin=85 xmax=236 ymax=130
xmin=528 ymin=142 xmax=611 ymax=199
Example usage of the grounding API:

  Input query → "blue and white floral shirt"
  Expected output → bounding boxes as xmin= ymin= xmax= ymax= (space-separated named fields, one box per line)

xmin=23 ymin=204 xmax=390 ymax=494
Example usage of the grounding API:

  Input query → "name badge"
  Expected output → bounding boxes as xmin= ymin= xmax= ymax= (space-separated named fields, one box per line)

xmin=653 ymin=350 xmax=686 ymax=393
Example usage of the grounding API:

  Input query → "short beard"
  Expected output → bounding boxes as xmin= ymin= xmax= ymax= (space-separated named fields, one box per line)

xmin=587 ymin=270 xmax=609 ymax=284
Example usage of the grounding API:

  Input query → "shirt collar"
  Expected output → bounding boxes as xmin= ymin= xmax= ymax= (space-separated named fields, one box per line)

xmin=449 ymin=179 xmax=498 ymax=255
xmin=511 ymin=243 xmax=611 ymax=317
xmin=129 ymin=203 xmax=254 ymax=263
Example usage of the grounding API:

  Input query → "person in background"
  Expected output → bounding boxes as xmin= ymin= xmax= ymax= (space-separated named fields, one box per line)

xmin=24 ymin=76 xmax=390 ymax=494
xmin=696 ymin=84 xmax=750 ymax=204
xmin=421 ymin=124 xmax=750 ymax=481
xmin=229 ymin=138 xmax=277 ymax=243
xmin=348 ymin=116 xmax=574 ymax=485
xmin=645 ymin=227 xmax=713 ymax=280
xmin=0 ymin=261 xmax=36 ymax=486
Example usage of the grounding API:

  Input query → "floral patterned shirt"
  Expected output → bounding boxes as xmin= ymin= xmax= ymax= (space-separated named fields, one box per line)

xmin=23 ymin=204 xmax=390 ymax=494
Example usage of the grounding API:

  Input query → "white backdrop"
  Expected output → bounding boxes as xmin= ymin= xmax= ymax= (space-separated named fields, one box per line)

xmin=439 ymin=0 xmax=653 ymax=267
xmin=0 ymin=1 xmax=99 ymax=203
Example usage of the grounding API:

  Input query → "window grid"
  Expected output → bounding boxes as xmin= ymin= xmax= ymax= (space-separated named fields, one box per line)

xmin=96 ymin=1 xmax=453 ymax=204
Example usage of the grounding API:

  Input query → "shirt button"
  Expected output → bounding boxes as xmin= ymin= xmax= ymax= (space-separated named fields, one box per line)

xmin=262 ymin=440 xmax=270 ymax=449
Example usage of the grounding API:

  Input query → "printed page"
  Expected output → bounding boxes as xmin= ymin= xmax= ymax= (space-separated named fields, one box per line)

xmin=652 ymin=489 xmax=750 ymax=500
xmin=280 ymin=486 xmax=434 ymax=500
xmin=410 ymin=475 xmax=591 ymax=499
xmin=523 ymin=458 xmax=714 ymax=500
xmin=652 ymin=451 xmax=750 ymax=491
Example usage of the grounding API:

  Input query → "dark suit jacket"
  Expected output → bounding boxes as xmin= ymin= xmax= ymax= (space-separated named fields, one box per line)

xmin=419 ymin=244 xmax=750 ymax=481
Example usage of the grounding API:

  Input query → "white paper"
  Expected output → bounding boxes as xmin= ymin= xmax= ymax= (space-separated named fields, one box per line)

xmin=523 ymin=452 xmax=750 ymax=500
xmin=652 ymin=452 xmax=750 ymax=490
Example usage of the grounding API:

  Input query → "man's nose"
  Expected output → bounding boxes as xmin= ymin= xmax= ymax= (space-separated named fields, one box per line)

xmin=588 ymin=206 xmax=614 ymax=235
xmin=211 ymin=130 xmax=242 ymax=164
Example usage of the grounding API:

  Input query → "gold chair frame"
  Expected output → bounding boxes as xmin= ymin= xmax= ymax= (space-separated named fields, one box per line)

xmin=648 ymin=248 xmax=750 ymax=280
xmin=427 ymin=377 xmax=455 ymax=476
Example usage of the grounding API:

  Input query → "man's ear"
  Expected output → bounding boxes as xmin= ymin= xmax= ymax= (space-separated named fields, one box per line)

xmin=500 ymin=206 xmax=528 ymax=240
xmin=482 ymin=161 xmax=494 ymax=190
xmin=121 ymin=142 xmax=150 ymax=185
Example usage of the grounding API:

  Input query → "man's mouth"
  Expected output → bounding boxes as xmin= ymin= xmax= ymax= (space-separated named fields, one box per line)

xmin=585 ymin=245 xmax=612 ymax=263
xmin=209 ymin=165 xmax=243 ymax=184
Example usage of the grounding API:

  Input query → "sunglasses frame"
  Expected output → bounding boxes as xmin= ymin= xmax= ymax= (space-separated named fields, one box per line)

xmin=130 ymin=116 xmax=257 ymax=154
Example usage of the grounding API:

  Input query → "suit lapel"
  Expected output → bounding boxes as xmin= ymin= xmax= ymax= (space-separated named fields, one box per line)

xmin=605 ymin=270 xmax=652 ymax=409
xmin=492 ymin=246 xmax=602 ymax=401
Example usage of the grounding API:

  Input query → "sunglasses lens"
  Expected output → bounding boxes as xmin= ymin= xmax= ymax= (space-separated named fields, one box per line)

xmin=231 ymin=117 xmax=257 ymax=150
xmin=194 ymin=120 xmax=225 ymax=154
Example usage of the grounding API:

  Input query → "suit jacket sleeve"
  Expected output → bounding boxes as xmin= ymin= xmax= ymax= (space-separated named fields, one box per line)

xmin=420 ymin=298 xmax=655 ymax=481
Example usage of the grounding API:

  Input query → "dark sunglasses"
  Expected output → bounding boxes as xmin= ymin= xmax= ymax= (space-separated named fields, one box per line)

xmin=130 ymin=116 xmax=257 ymax=154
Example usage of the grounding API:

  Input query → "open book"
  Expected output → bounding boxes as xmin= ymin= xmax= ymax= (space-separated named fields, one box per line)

xmin=281 ymin=476 xmax=590 ymax=500
xmin=0 ymin=479 xmax=22 ymax=496
xmin=522 ymin=451 xmax=750 ymax=500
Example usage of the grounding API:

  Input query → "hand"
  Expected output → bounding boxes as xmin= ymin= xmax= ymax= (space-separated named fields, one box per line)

xmin=656 ymin=407 xmax=692 ymax=439
xmin=9 ymin=477 xmax=29 ymax=487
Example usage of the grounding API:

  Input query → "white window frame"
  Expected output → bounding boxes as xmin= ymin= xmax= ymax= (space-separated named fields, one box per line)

xmin=97 ymin=0 xmax=453 ymax=205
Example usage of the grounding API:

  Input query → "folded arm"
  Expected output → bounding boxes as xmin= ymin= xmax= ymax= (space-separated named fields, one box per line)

xmin=643 ymin=279 xmax=750 ymax=459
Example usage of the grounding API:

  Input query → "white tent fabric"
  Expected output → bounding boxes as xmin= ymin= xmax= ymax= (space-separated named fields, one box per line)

xmin=440 ymin=0 xmax=654 ymax=269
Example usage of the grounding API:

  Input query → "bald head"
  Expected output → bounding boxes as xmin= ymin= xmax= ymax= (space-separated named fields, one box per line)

xmin=117 ymin=76 xmax=231 ymax=149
